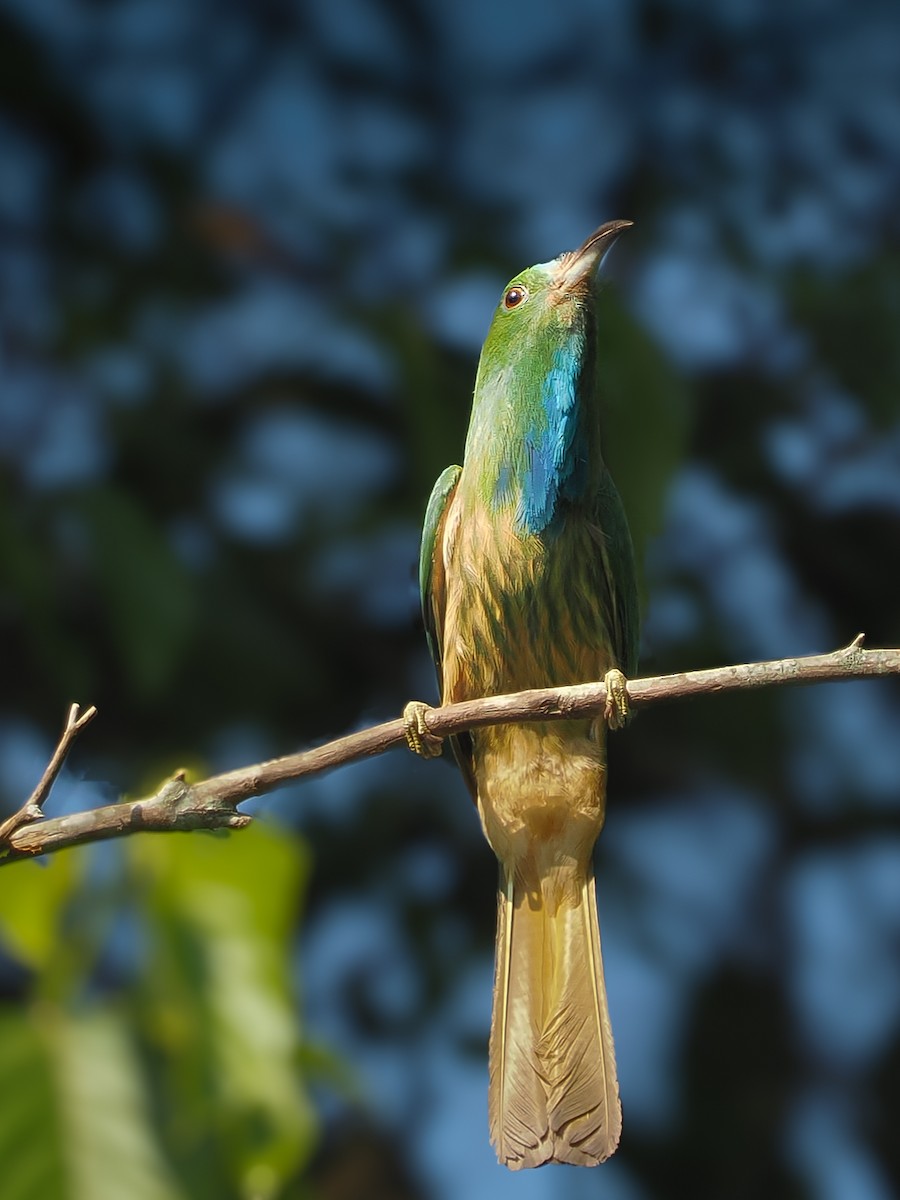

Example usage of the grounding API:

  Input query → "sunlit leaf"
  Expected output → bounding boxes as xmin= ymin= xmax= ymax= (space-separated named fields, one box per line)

xmin=132 ymin=824 xmax=316 ymax=1198
xmin=0 ymin=1006 xmax=66 ymax=1200
xmin=0 ymin=1004 xmax=184 ymax=1200
xmin=49 ymin=1007 xmax=187 ymax=1200
xmin=0 ymin=853 xmax=78 ymax=972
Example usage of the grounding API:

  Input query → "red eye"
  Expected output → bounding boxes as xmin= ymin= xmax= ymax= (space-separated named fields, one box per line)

xmin=503 ymin=285 xmax=528 ymax=310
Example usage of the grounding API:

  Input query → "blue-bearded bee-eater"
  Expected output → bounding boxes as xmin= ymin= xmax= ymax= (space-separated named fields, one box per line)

xmin=407 ymin=221 xmax=639 ymax=1169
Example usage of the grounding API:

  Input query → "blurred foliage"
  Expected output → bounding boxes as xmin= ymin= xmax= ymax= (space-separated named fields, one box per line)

xmin=0 ymin=828 xmax=315 ymax=1200
xmin=596 ymin=288 xmax=692 ymax=581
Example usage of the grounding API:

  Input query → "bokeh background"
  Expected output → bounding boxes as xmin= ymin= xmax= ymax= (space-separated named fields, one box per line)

xmin=1 ymin=0 xmax=899 ymax=1197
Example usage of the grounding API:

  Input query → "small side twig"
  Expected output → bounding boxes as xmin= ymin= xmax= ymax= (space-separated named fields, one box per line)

xmin=1 ymin=635 xmax=898 ymax=865
xmin=0 ymin=703 xmax=97 ymax=844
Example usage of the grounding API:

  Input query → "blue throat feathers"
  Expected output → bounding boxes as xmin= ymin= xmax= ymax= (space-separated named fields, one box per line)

xmin=492 ymin=339 xmax=587 ymax=536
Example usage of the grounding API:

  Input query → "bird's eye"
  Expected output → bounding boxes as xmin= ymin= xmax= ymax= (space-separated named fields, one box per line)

xmin=503 ymin=285 xmax=528 ymax=310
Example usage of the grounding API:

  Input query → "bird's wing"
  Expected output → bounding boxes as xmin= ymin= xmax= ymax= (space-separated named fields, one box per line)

xmin=419 ymin=464 xmax=462 ymax=679
xmin=418 ymin=464 xmax=477 ymax=793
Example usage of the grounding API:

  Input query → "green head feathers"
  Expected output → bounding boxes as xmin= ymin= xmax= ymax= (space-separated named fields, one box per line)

xmin=464 ymin=221 xmax=631 ymax=535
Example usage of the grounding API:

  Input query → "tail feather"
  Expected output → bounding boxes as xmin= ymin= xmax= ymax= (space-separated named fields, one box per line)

xmin=488 ymin=864 xmax=621 ymax=1169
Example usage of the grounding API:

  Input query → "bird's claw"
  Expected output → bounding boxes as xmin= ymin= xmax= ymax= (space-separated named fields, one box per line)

xmin=603 ymin=668 xmax=630 ymax=731
xmin=403 ymin=701 xmax=444 ymax=758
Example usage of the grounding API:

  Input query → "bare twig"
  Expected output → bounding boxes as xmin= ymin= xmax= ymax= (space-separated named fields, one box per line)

xmin=2 ymin=635 xmax=897 ymax=864
xmin=0 ymin=703 xmax=97 ymax=843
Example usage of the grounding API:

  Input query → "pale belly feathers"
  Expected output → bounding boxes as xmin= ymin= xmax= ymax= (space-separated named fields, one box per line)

xmin=439 ymin=490 xmax=616 ymax=897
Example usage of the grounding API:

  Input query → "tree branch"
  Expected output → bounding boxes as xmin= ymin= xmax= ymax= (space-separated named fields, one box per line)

xmin=2 ymin=635 xmax=897 ymax=864
xmin=0 ymin=703 xmax=97 ymax=843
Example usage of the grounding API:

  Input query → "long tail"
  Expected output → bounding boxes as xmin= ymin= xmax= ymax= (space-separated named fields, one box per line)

xmin=488 ymin=861 xmax=621 ymax=1169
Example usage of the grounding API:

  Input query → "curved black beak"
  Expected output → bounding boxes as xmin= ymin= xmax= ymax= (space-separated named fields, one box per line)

xmin=554 ymin=219 xmax=632 ymax=289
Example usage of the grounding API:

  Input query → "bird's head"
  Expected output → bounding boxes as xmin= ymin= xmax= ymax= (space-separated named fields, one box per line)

xmin=465 ymin=221 xmax=632 ymax=527
xmin=483 ymin=220 xmax=632 ymax=354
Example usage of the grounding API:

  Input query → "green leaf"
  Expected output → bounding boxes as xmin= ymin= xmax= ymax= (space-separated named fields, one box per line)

xmin=0 ymin=853 xmax=78 ymax=972
xmin=0 ymin=1004 xmax=184 ymax=1200
xmin=132 ymin=824 xmax=316 ymax=1198
xmin=78 ymin=488 xmax=196 ymax=699
xmin=0 ymin=494 xmax=92 ymax=690
xmin=0 ymin=1006 xmax=66 ymax=1200
xmin=50 ymin=1008 xmax=188 ymax=1200
xmin=597 ymin=291 xmax=693 ymax=572
xmin=790 ymin=255 xmax=900 ymax=428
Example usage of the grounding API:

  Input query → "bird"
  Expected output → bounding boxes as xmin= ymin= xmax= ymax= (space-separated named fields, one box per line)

xmin=406 ymin=220 xmax=639 ymax=1170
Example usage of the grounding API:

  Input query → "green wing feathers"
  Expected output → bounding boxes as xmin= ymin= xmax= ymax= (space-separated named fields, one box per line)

xmin=418 ymin=464 xmax=461 ymax=681
xmin=417 ymin=464 xmax=478 ymax=790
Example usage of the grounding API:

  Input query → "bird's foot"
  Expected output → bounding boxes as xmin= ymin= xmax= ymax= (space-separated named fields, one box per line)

xmin=603 ymin=668 xmax=630 ymax=731
xmin=403 ymin=701 xmax=444 ymax=758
